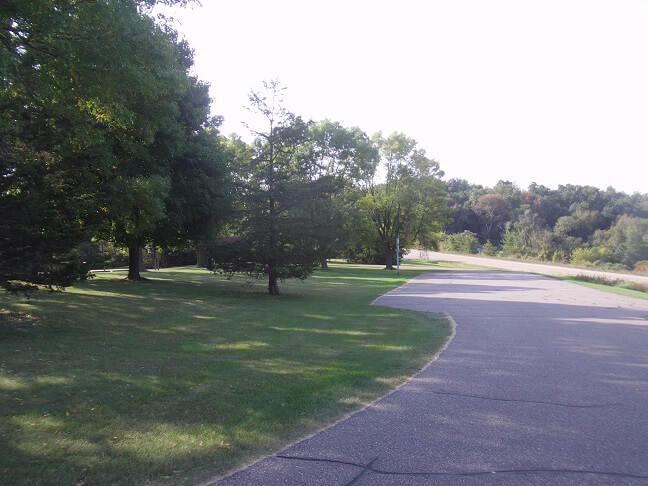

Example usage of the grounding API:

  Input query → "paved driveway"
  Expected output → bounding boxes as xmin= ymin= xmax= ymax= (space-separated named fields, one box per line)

xmin=213 ymin=269 xmax=648 ymax=485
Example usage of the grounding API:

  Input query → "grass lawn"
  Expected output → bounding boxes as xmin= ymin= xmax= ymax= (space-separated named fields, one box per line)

xmin=0 ymin=263 xmax=452 ymax=485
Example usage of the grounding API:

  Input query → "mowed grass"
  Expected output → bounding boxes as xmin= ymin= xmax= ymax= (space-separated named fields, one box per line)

xmin=0 ymin=264 xmax=452 ymax=485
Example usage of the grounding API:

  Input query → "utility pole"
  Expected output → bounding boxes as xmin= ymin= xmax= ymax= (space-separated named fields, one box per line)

xmin=396 ymin=237 xmax=400 ymax=276
xmin=101 ymin=241 xmax=105 ymax=272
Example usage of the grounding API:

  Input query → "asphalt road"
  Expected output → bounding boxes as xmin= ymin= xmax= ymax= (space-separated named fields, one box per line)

xmin=212 ymin=269 xmax=648 ymax=485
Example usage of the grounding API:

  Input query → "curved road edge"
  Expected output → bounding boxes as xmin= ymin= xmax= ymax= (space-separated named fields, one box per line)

xmin=206 ymin=308 xmax=457 ymax=485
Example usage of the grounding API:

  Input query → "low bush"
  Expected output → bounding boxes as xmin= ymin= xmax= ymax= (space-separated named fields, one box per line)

xmin=482 ymin=240 xmax=498 ymax=256
xmin=570 ymin=247 xmax=599 ymax=265
xmin=441 ymin=231 xmax=479 ymax=254
xmin=634 ymin=260 xmax=648 ymax=272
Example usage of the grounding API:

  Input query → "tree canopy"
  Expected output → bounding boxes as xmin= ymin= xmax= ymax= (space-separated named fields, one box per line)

xmin=354 ymin=132 xmax=448 ymax=269
xmin=1 ymin=0 xmax=230 ymax=287
xmin=5 ymin=1 xmax=645 ymax=294
xmin=443 ymin=178 xmax=648 ymax=270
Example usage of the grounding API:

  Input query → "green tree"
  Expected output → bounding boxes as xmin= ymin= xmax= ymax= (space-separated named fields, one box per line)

xmin=606 ymin=216 xmax=648 ymax=268
xmin=501 ymin=211 xmax=555 ymax=259
xmin=0 ymin=0 xmax=201 ymax=287
xmin=444 ymin=178 xmax=484 ymax=235
xmin=442 ymin=231 xmax=480 ymax=254
xmin=211 ymin=81 xmax=323 ymax=295
xmin=95 ymin=37 xmax=211 ymax=280
xmin=100 ymin=77 xmax=232 ymax=279
xmin=493 ymin=180 xmax=522 ymax=217
xmin=357 ymin=132 xmax=448 ymax=269
xmin=481 ymin=240 xmax=498 ymax=256
xmin=158 ymin=124 xmax=231 ymax=252
xmin=441 ymin=179 xmax=648 ymax=265
xmin=298 ymin=120 xmax=379 ymax=269
xmin=552 ymin=208 xmax=604 ymax=256
xmin=474 ymin=193 xmax=510 ymax=244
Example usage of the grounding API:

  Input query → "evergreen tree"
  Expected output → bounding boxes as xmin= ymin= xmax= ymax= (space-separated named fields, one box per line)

xmin=211 ymin=81 xmax=325 ymax=295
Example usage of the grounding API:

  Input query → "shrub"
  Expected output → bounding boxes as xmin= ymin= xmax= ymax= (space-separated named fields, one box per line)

xmin=151 ymin=248 xmax=197 ymax=268
xmin=634 ymin=260 xmax=648 ymax=272
xmin=570 ymin=247 xmax=599 ymax=266
xmin=623 ymin=281 xmax=648 ymax=293
xmin=441 ymin=231 xmax=479 ymax=254
xmin=482 ymin=240 xmax=498 ymax=256
xmin=552 ymin=249 xmax=569 ymax=263
xmin=573 ymin=274 xmax=622 ymax=286
xmin=572 ymin=274 xmax=648 ymax=294
xmin=500 ymin=230 xmax=521 ymax=257
xmin=76 ymin=241 xmax=128 ymax=269
xmin=597 ymin=262 xmax=630 ymax=272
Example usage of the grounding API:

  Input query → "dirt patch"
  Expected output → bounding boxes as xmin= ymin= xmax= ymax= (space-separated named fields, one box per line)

xmin=0 ymin=310 xmax=38 ymax=327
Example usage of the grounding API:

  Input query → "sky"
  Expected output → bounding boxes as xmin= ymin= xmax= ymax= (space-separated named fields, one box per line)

xmin=155 ymin=0 xmax=648 ymax=194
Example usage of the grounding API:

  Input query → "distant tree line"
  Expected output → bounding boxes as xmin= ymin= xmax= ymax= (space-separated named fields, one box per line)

xmin=442 ymin=180 xmax=648 ymax=271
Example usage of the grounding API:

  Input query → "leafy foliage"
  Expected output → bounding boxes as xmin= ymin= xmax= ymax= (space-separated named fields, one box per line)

xmin=0 ymin=0 xmax=227 ymax=287
xmin=298 ymin=120 xmax=379 ymax=268
xmin=355 ymin=132 xmax=448 ymax=269
xmin=1 ymin=0 xmax=232 ymax=285
xmin=441 ymin=231 xmax=480 ymax=254
xmin=444 ymin=178 xmax=648 ymax=269
xmin=473 ymin=193 xmax=510 ymax=244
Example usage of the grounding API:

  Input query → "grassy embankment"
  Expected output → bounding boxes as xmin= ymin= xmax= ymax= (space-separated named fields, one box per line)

xmin=0 ymin=263 xmax=452 ymax=485
xmin=563 ymin=275 xmax=648 ymax=300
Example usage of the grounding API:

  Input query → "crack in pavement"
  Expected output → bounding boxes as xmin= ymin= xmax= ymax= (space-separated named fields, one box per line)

xmin=344 ymin=456 xmax=378 ymax=485
xmin=276 ymin=454 xmax=648 ymax=481
xmin=428 ymin=389 xmax=626 ymax=408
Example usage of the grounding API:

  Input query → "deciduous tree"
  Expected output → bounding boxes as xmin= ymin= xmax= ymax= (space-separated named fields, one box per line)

xmin=0 ymin=0 xmax=205 ymax=287
xmin=357 ymin=132 xmax=448 ymax=269
xmin=298 ymin=120 xmax=378 ymax=269
xmin=474 ymin=193 xmax=510 ymax=244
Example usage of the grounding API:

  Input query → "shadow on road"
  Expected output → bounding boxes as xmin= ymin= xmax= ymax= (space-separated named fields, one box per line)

xmin=217 ymin=269 xmax=648 ymax=485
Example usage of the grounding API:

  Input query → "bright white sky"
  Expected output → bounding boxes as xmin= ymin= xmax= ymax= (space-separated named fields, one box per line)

xmin=156 ymin=0 xmax=648 ymax=194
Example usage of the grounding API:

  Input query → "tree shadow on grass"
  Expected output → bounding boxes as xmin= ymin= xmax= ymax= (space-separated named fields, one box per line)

xmin=0 ymin=266 xmax=451 ymax=484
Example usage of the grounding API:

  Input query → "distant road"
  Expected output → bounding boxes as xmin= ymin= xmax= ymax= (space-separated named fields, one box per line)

xmin=407 ymin=250 xmax=648 ymax=285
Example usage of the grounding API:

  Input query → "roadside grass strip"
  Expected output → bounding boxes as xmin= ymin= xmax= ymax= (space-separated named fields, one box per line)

xmin=565 ymin=274 xmax=648 ymax=300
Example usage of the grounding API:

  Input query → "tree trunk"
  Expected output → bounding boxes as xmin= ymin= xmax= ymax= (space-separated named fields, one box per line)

xmin=196 ymin=244 xmax=207 ymax=267
xmin=138 ymin=247 xmax=146 ymax=272
xmin=268 ymin=271 xmax=280 ymax=295
xmin=384 ymin=242 xmax=394 ymax=270
xmin=320 ymin=257 xmax=329 ymax=270
xmin=128 ymin=245 xmax=142 ymax=280
xmin=385 ymin=253 xmax=394 ymax=270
